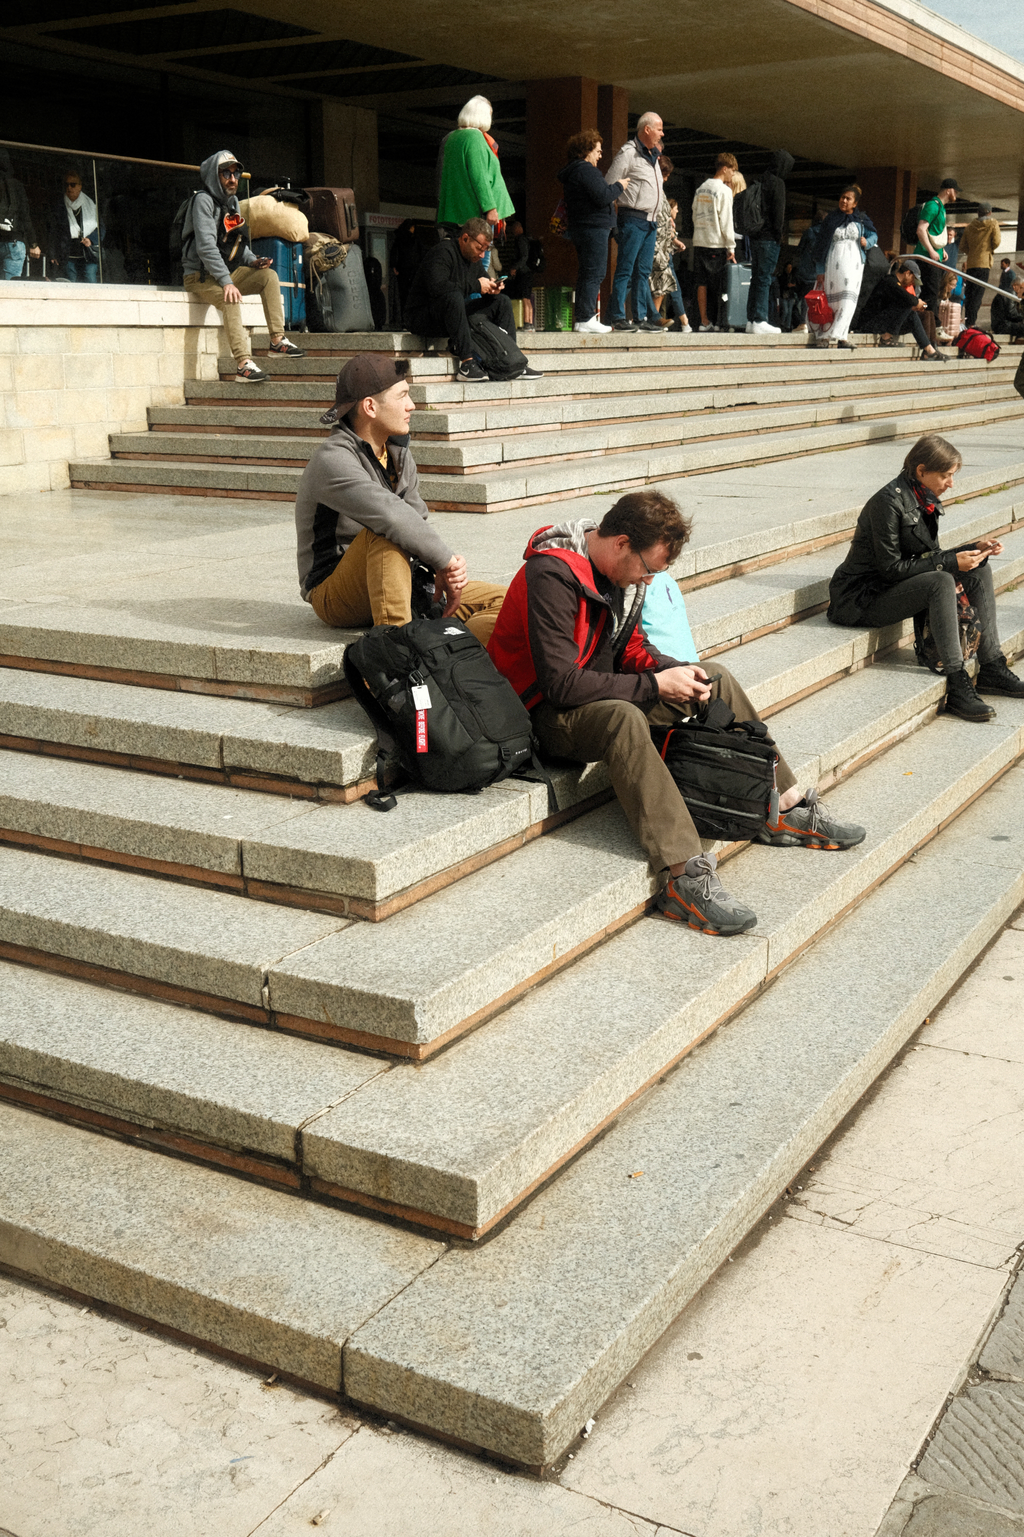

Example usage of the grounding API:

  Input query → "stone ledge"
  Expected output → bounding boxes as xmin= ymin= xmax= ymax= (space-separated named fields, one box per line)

xmin=0 ymin=282 xmax=264 ymax=329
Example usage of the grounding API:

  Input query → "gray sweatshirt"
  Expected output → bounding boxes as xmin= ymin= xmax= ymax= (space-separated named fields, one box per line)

xmin=182 ymin=150 xmax=255 ymax=285
xmin=295 ymin=419 xmax=454 ymax=600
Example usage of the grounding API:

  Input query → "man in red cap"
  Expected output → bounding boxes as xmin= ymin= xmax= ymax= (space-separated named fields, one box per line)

xmin=296 ymin=354 xmax=505 ymax=638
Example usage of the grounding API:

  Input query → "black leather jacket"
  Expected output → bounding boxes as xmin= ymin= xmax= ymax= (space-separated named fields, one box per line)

xmin=828 ymin=472 xmax=967 ymax=624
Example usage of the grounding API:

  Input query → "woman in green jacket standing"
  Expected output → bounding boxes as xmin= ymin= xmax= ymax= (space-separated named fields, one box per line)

xmin=438 ymin=96 xmax=516 ymax=236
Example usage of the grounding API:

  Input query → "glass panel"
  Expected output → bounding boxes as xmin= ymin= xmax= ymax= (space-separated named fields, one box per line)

xmin=0 ymin=139 xmax=250 ymax=286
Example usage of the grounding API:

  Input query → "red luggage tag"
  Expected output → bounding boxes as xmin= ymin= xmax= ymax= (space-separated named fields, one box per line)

xmin=412 ymin=681 xmax=431 ymax=753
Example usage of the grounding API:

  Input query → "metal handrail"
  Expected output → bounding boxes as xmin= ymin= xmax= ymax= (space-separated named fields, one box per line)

xmin=0 ymin=138 xmax=249 ymax=177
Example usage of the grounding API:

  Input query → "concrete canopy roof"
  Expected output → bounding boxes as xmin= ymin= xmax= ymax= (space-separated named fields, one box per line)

xmin=7 ymin=0 xmax=1024 ymax=205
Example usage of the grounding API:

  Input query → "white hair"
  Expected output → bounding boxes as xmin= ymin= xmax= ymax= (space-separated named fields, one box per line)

xmin=458 ymin=95 xmax=493 ymax=131
xmin=636 ymin=110 xmax=662 ymax=133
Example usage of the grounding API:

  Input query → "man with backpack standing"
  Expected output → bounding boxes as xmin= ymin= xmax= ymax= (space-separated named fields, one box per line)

xmin=742 ymin=151 xmax=794 ymax=335
xmin=914 ymin=178 xmax=960 ymax=319
xmin=180 ymin=150 xmax=305 ymax=383
xmin=296 ymin=354 xmax=506 ymax=642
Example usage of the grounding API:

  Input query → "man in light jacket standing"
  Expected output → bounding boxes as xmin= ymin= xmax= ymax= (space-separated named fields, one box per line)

xmin=691 ymin=153 xmax=738 ymax=331
xmin=604 ymin=112 xmax=665 ymax=333
xmin=959 ymin=202 xmax=1002 ymax=329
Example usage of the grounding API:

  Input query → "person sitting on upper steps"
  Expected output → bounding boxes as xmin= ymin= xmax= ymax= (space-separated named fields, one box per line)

xmin=486 ymin=489 xmax=866 ymax=938
xmin=827 ymin=433 xmax=1024 ymax=721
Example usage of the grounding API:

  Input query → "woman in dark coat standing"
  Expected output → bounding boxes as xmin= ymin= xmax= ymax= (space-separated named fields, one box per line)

xmin=557 ymin=129 xmax=628 ymax=334
xmin=828 ymin=434 xmax=1024 ymax=720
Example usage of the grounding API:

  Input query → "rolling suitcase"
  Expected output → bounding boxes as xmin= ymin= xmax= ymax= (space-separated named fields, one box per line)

xmin=719 ymin=262 xmax=752 ymax=331
xmin=310 ymin=244 xmax=374 ymax=333
xmin=304 ymin=187 xmax=359 ymax=244
xmin=251 ymin=236 xmax=306 ymax=330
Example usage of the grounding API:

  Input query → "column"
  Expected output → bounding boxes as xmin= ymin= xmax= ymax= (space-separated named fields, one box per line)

xmin=855 ymin=167 xmax=917 ymax=253
xmin=526 ymin=77 xmax=600 ymax=285
xmin=309 ymin=99 xmax=379 ymax=214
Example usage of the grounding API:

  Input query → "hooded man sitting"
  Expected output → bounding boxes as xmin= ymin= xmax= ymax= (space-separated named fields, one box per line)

xmin=181 ymin=149 xmax=305 ymax=383
xmin=295 ymin=354 xmax=506 ymax=641
xmin=487 ymin=490 xmax=865 ymax=936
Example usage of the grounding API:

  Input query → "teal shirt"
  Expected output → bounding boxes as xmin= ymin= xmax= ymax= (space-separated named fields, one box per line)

xmin=914 ymin=196 xmax=947 ymax=260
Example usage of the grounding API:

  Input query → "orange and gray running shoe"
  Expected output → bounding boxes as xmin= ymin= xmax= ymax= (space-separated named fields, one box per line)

xmin=755 ymin=788 xmax=866 ymax=850
xmin=656 ymin=853 xmax=757 ymax=936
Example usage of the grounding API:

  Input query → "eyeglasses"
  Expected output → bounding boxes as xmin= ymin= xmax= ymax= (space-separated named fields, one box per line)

xmin=636 ymin=549 xmax=670 ymax=577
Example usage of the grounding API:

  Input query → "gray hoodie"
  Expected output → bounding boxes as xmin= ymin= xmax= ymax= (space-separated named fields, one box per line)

xmin=182 ymin=150 xmax=255 ymax=285
xmin=295 ymin=419 xmax=454 ymax=600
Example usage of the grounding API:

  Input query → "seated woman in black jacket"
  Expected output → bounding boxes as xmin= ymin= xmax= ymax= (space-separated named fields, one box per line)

xmin=828 ymin=433 xmax=1024 ymax=721
xmin=557 ymin=130 xmax=627 ymax=335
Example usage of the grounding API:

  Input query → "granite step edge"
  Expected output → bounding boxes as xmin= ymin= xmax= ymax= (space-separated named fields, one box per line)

xmin=341 ymin=767 xmax=1024 ymax=1465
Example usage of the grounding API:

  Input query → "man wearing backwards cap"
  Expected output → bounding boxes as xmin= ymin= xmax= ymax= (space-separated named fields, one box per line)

xmin=915 ymin=177 xmax=960 ymax=320
xmin=295 ymin=354 xmax=506 ymax=639
xmin=182 ymin=149 xmax=306 ymax=383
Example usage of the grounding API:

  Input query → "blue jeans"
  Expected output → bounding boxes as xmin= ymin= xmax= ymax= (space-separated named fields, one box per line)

xmin=0 ymin=241 xmax=26 ymax=280
xmin=571 ymin=227 xmax=610 ymax=321
xmin=64 ymin=253 xmax=100 ymax=283
xmin=747 ymin=238 xmax=780 ymax=322
xmin=611 ymin=217 xmax=657 ymax=322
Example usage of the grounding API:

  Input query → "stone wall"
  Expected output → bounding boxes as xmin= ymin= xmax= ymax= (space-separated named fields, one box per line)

xmin=0 ymin=282 xmax=264 ymax=496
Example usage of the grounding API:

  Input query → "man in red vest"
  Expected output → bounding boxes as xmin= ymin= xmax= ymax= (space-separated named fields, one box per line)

xmin=488 ymin=489 xmax=865 ymax=934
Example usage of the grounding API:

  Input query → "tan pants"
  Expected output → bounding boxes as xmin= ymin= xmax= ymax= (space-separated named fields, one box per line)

xmin=309 ymin=528 xmax=506 ymax=645
xmin=532 ymin=665 xmax=797 ymax=874
xmin=183 ymin=265 xmax=285 ymax=365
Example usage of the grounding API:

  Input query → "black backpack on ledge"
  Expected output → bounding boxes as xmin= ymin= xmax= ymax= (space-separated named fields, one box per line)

xmin=649 ymin=698 xmax=779 ymax=841
xmin=343 ymin=615 xmax=553 ymax=812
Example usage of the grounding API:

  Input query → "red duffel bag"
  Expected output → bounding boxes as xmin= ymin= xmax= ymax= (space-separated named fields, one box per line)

xmin=956 ymin=327 xmax=1000 ymax=362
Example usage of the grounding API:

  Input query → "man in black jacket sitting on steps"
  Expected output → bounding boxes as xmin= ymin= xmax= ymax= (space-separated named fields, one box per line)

xmin=404 ymin=217 xmax=542 ymax=383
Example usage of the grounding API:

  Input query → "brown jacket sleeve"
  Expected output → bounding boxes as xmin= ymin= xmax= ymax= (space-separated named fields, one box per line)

xmin=525 ymin=557 xmax=664 ymax=712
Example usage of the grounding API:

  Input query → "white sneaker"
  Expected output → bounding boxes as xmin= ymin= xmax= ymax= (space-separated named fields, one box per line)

xmin=744 ymin=322 xmax=755 ymax=333
xmin=751 ymin=320 xmax=782 ymax=335
xmin=698 ymin=322 xmax=718 ymax=333
xmin=680 ymin=322 xmax=692 ymax=334
xmin=574 ymin=316 xmax=612 ymax=334
xmin=794 ymin=324 xmax=808 ymax=333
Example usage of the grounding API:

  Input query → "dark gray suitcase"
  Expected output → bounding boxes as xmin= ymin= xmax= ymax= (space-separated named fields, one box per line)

xmin=720 ymin=262 xmax=752 ymax=331
xmin=312 ymin=244 xmax=374 ymax=333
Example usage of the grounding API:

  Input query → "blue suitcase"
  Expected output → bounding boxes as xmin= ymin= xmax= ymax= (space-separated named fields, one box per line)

xmin=719 ymin=261 xmax=752 ymax=331
xmin=251 ymin=236 xmax=306 ymax=331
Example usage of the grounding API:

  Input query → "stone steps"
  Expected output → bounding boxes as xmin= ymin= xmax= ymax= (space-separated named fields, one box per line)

xmin=112 ymin=382 xmax=1018 ymax=475
xmin=2 ymin=693 xmax=1019 ymax=1242
xmin=2 ymin=756 xmax=1022 ymax=1462
xmin=70 ymin=397 xmax=1023 ymax=511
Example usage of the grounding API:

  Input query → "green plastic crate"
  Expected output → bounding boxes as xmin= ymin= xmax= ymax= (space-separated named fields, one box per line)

xmin=532 ymin=284 xmax=575 ymax=332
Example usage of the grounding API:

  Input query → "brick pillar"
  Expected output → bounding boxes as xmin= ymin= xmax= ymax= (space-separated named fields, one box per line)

xmin=855 ymin=166 xmax=917 ymax=254
xmin=526 ymin=77 xmax=600 ymax=286
xmin=309 ymin=99 xmax=379 ymax=214
xmin=598 ymin=84 xmax=629 ymax=311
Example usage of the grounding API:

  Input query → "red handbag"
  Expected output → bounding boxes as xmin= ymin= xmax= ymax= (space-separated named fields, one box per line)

xmin=804 ymin=285 xmax=834 ymax=327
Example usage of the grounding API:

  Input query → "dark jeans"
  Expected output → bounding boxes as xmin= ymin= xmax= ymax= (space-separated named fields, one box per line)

xmin=747 ymin=238 xmax=780 ymax=322
xmin=919 ymin=256 xmax=944 ymax=317
xmin=611 ymin=215 xmax=658 ymax=322
xmin=964 ymin=267 xmax=989 ymax=329
xmin=407 ymin=290 xmax=515 ymax=359
xmin=856 ymin=564 xmax=999 ymax=674
xmin=780 ymin=291 xmax=805 ymax=330
xmin=571 ymin=227 xmax=610 ymax=322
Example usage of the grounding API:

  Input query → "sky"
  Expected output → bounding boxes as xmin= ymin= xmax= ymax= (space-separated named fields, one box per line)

xmin=921 ymin=0 xmax=1024 ymax=64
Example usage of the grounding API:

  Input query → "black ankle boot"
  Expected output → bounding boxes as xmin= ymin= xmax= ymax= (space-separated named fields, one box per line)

xmin=975 ymin=655 xmax=1024 ymax=697
xmin=944 ymin=666 xmax=996 ymax=721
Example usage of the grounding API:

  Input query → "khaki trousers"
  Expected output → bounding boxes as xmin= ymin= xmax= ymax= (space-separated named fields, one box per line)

xmin=183 ymin=265 xmax=285 ymax=364
xmin=309 ymin=528 xmax=506 ymax=645
xmin=532 ymin=665 xmax=797 ymax=874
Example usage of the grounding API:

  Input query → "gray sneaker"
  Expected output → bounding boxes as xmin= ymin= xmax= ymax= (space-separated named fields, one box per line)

xmin=656 ymin=852 xmax=757 ymax=936
xmin=754 ymin=788 xmax=866 ymax=850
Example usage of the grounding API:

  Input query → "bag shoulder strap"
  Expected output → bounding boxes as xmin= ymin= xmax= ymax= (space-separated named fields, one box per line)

xmin=342 ymin=646 xmax=407 ymax=812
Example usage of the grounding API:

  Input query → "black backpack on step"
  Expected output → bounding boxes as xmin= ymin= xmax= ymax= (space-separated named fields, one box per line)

xmin=343 ymin=614 xmax=552 ymax=811
xmin=468 ymin=313 xmax=527 ymax=380
xmin=648 ymin=698 xmax=779 ymax=841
